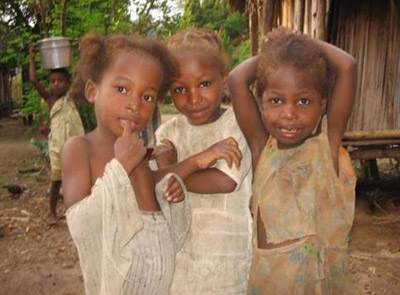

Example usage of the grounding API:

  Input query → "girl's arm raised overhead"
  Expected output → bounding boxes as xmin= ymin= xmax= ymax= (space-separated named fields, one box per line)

xmin=317 ymin=41 xmax=357 ymax=152
xmin=29 ymin=45 xmax=49 ymax=100
xmin=228 ymin=56 xmax=268 ymax=168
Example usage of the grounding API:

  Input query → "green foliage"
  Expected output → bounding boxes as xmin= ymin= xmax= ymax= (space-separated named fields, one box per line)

xmin=230 ymin=39 xmax=251 ymax=69
xmin=159 ymin=103 xmax=178 ymax=115
xmin=18 ymin=83 xmax=50 ymax=131
xmin=2 ymin=0 xmax=251 ymax=130
xmin=30 ymin=137 xmax=50 ymax=165
xmin=76 ymin=103 xmax=97 ymax=132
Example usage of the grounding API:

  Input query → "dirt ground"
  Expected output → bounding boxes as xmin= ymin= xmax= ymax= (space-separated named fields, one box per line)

xmin=0 ymin=116 xmax=399 ymax=295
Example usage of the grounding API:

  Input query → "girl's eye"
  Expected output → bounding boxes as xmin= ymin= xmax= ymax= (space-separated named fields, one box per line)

xmin=270 ymin=97 xmax=282 ymax=105
xmin=298 ymin=98 xmax=309 ymax=106
xmin=174 ymin=86 xmax=185 ymax=94
xmin=116 ymin=86 xmax=127 ymax=94
xmin=143 ymin=95 xmax=154 ymax=102
xmin=200 ymin=81 xmax=211 ymax=88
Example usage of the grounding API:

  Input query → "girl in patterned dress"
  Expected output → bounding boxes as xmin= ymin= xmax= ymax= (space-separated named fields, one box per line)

xmin=229 ymin=28 xmax=357 ymax=294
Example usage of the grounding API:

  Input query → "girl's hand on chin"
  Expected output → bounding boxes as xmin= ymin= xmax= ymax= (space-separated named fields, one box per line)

xmin=114 ymin=120 xmax=146 ymax=174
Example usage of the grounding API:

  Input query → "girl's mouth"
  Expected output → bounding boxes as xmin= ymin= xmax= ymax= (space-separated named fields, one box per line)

xmin=278 ymin=127 xmax=301 ymax=138
xmin=119 ymin=118 xmax=139 ymax=130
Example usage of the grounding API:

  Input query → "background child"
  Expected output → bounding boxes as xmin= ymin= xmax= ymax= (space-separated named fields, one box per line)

xmin=229 ymin=28 xmax=357 ymax=294
xmin=29 ymin=45 xmax=84 ymax=224
xmin=154 ymin=28 xmax=253 ymax=294
xmin=62 ymin=32 xmax=241 ymax=295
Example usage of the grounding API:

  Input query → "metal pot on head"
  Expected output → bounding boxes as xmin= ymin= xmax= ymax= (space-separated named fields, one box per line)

xmin=37 ymin=37 xmax=72 ymax=69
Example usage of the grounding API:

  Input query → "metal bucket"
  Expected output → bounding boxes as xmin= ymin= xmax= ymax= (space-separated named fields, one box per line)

xmin=37 ymin=37 xmax=72 ymax=69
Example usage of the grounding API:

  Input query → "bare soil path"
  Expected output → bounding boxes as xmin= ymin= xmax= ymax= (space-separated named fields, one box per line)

xmin=0 ymin=116 xmax=399 ymax=295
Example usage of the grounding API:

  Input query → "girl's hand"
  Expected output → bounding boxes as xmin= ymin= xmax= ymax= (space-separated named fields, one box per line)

xmin=153 ymin=139 xmax=177 ymax=168
xmin=29 ymin=44 xmax=36 ymax=60
xmin=196 ymin=137 xmax=242 ymax=170
xmin=164 ymin=176 xmax=185 ymax=203
xmin=114 ymin=120 xmax=146 ymax=175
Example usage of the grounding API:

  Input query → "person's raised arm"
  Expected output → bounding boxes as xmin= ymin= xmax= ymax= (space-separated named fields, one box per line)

xmin=317 ymin=41 xmax=357 ymax=154
xmin=29 ymin=45 xmax=49 ymax=100
xmin=228 ymin=56 xmax=268 ymax=167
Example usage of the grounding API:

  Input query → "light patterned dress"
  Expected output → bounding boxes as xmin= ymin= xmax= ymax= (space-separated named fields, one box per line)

xmin=248 ymin=119 xmax=356 ymax=295
xmin=66 ymin=159 xmax=191 ymax=295
xmin=49 ymin=95 xmax=84 ymax=180
xmin=156 ymin=107 xmax=253 ymax=294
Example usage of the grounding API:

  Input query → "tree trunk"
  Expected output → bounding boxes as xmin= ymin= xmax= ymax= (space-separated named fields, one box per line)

xmin=60 ymin=0 xmax=68 ymax=36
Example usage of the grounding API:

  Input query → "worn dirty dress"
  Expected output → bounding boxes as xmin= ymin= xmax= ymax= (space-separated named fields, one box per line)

xmin=66 ymin=159 xmax=191 ymax=295
xmin=156 ymin=107 xmax=253 ymax=294
xmin=248 ymin=120 xmax=356 ymax=295
xmin=49 ymin=95 xmax=84 ymax=180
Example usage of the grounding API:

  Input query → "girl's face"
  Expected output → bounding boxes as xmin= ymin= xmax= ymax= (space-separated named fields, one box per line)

xmin=261 ymin=65 xmax=327 ymax=149
xmin=170 ymin=51 xmax=226 ymax=125
xmin=49 ymin=72 xmax=69 ymax=98
xmin=86 ymin=51 xmax=163 ymax=138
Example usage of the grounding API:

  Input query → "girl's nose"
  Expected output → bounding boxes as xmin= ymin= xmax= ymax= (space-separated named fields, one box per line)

xmin=281 ymin=103 xmax=297 ymax=119
xmin=188 ymin=89 xmax=201 ymax=104
xmin=126 ymin=95 xmax=140 ymax=113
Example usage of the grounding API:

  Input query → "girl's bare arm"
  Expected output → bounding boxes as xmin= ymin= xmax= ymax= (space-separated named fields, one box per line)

xmin=317 ymin=41 xmax=357 ymax=151
xmin=61 ymin=137 xmax=92 ymax=208
xmin=29 ymin=45 xmax=49 ymax=100
xmin=228 ymin=56 xmax=268 ymax=168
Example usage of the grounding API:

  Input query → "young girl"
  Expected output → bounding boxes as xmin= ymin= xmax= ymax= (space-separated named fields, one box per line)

xmin=229 ymin=28 xmax=357 ymax=294
xmin=154 ymin=28 xmax=253 ymax=294
xmin=62 ymin=33 xmax=241 ymax=295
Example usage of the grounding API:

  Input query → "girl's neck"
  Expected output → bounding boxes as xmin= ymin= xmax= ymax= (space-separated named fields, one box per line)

xmin=205 ymin=106 xmax=226 ymax=124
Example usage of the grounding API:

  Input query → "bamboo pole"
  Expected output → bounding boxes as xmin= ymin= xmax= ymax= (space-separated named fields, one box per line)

xmin=349 ymin=147 xmax=400 ymax=160
xmin=344 ymin=130 xmax=400 ymax=140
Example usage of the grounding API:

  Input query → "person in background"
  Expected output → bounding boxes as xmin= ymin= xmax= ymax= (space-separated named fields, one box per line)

xmin=29 ymin=44 xmax=84 ymax=224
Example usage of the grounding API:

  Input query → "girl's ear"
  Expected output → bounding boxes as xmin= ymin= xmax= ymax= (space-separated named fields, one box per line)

xmin=85 ymin=80 xmax=97 ymax=104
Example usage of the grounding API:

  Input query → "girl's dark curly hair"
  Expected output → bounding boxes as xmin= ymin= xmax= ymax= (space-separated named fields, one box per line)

xmin=70 ymin=33 xmax=178 ymax=102
xmin=257 ymin=34 xmax=334 ymax=98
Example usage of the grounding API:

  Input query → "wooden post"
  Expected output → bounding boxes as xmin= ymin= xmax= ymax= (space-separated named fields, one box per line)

xmin=304 ymin=0 xmax=312 ymax=35
xmin=316 ymin=0 xmax=326 ymax=40
xmin=294 ymin=0 xmax=305 ymax=33
xmin=249 ymin=0 xmax=260 ymax=55
xmin=261 ymin=0 xmax=275 ymax=39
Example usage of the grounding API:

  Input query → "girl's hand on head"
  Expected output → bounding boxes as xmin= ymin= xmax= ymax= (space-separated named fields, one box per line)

xmin=153 ymin=139 xmax=177 ymax=168
xmin=197 ymin=137 xmax=242 ymax=170
xmin=165 ymin=176 xmax=185 ymax=203
xmin=114 ymin=120 xmax=146 ymax=175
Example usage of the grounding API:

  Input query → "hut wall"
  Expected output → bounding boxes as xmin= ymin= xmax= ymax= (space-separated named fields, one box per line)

xmin=329 ymin=0 xmax=400 ymax=131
